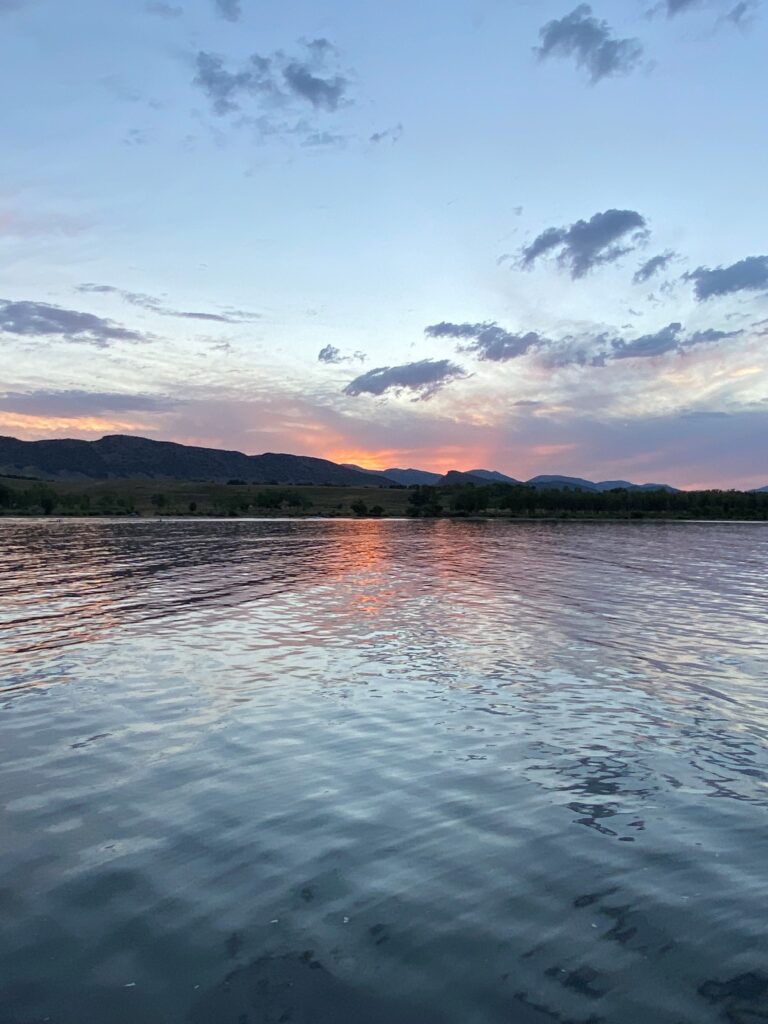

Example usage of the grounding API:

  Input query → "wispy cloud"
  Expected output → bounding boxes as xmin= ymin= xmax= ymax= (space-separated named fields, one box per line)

xmin=344 ymin=359 xmax=466 ymax=400
xmin=0 ymin=299 xmax=148 ymax=347
xmin=145 ymin=1 xmax=183 ymax=16
xmin=0 ymin=390 xmax=176 ymax=416
xmin=318 ymin=345 xmax=365 ymax=364
xmin=685 ymin=256 xmax=768 ymax=300
xmin=0 ymin=209 xmax=90 ymax=238
xmin=520 ymin=208 xmax=649 ymax=278
xmin=634 ymin=251 xmax=676 ymax=284
xmin=193 ymin=40 xmax=349 ymax=119
xmin=370 ymin=123 xmax=404 ymax=144
xmin=214 ymin=0 xmax=240 ymax=21
xmin=427 ymin=316 xmax=745 ymax=367
xmin=77 ymin=284 xmax=260 ymax=323
xmin=536 ymin=5 xmax=643 ymax=83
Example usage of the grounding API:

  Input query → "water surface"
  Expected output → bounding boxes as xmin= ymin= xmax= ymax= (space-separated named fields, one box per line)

xmin=1 ymin=519 xmax=767 ymax=1023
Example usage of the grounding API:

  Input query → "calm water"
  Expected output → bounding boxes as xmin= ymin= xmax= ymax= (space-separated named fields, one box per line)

xmin=1 ymin=519 xmax=767 ymax=1024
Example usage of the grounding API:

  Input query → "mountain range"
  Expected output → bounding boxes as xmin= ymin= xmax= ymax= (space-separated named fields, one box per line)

xmin=0 ymin=434 xmax=393 ymax=487
xmin=2 ymin=433 xmax=756 ymax=492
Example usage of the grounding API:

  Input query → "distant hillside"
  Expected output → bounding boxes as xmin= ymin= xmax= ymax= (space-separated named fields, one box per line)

xmin=527 ymin=474 xmax=599 ymax=491
xmin=383 ymin=467 xmax=443 ymax=486
xmin=438 ymin=471 xmax=493 ymax=486
xmin=468 ymin=469 xmax=521 ymax=484
xmin=0 ymin=435 xmax=397 ymax=487
xmin=528 ymin=475 xmax=679 ymax=493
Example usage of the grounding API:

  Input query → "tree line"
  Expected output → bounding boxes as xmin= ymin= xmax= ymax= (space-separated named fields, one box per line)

xmin=407 ymin=482 xmax=768 ymax=519
xmin=1 ymin=478 xmax=766 ymax=519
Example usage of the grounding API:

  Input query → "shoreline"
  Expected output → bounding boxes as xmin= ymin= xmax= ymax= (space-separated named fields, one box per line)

xmin=2 ymin=514 xmax=767 ymax=525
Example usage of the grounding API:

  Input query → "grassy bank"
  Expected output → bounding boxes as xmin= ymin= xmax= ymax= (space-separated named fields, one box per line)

xmin=0 ymin=477 xmax=413 ymax=518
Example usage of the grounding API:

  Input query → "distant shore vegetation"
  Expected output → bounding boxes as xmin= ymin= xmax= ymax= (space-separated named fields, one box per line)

xmin=1 ymin=477 xmax=767 ymax=521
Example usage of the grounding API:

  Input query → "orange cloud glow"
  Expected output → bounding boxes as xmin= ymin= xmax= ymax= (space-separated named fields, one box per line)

xmin=0 ymin=412 xmax=150 ymax=437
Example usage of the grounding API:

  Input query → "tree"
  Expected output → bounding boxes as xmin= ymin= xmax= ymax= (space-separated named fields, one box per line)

xmin=151 ymin=493 xmax=167 ymax=511
xmin=369 ymin=505 xmax=384 ymax=517
xmin=189 ymin=501 xmax=197 ymax=513
xmin=350 ymin=499 xmax=368 ymax=517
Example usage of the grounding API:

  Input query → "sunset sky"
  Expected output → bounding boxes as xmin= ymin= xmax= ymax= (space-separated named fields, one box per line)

xmin=1 ymin=0 xmax=767 ymax=487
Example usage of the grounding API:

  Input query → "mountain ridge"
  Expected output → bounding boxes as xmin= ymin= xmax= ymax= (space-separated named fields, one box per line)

xmin=0 ymin=434 xmax=695 ymax=492
xmin=0 ymin=434 xmax=397 ymax=487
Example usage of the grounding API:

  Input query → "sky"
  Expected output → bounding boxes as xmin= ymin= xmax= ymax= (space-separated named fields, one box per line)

xmin=1 ymin=0 xmax=767 ymax=488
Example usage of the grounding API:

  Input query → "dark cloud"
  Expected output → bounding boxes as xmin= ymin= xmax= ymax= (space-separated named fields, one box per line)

xmin=318 ymin=345 xmax=343 ymax=364
xmin=145 ymin=1 xmax=183 ymax=16
xmin=667 ymin=0 xmax=759 ymax=21
xmin=0 ymin=299 xmax=147 ymax=347
xmin=193 ymin=41 xmax=348 ymax=118
xmin=0 ymin=390 xmax=176 ymax=416
xmin=425 ymin=321 xmax=546 ymax=361
xmin=611 ymin=322 xmax=683 ymax=359
xmin=344 ymin=359 xmax=466 ymax=400
xmin=283 ymin=63 xmax=347 ymax=111
xmin=536 ymin=4 xmax=643 ymax=83
xmin=427 ymin=315 xmax=744 ymax=369
xmin=521 ymin=209 xmax=649 ymax=278
xmin=634 ymin=251 xmax=676 ymax=284
xmin=215 ymin=0 xmax=240 ymax=20
xmin=193 ymin=52 xmax=270 ymax=116
xmin=318 ymin=345 xmax=365 ymax=364
xmin=686 ymin=256 xmax=768 ymax=300
xmin=727 ymin=1 xmax=758 ymax=26
xmin=77 ymin=284 xmax=259 ymax=323
xmin=666 ymin=0 xmax=701 ymax=12
xmin=370 ymin=123 xmax=404 ymax=144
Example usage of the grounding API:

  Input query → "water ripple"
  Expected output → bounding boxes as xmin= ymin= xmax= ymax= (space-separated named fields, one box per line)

xmin=1 ymin=519 xmax=767 ymax=1024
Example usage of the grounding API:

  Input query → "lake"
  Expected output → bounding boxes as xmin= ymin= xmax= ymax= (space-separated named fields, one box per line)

xmin=1 ymin=518 xmax=767 ymax=1024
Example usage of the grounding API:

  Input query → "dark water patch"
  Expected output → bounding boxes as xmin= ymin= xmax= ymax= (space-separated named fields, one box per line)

xmin=188 ymin=951 xmax=449 ymax=1024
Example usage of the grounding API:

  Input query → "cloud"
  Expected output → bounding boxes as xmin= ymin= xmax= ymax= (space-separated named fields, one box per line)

xmin=726 ymin=1 xmax=758 ymax=26
xmin=0 ymin=390 xmax=176 ymax=417
xmin=344 ymin=359 xmax=466 ymax=400
xmin=536 ymin=5 xmax=643 ymax=83
xmin=427 ymin=315 xmax=746 ymax=369
xmin=145 ymin=1 xmax=183 ymax=16
xmin=0 ymin=209 xmax=90 ymax=238
xmin=666 ymin=0 xmax=701 ymax=12
xmin=370 ymin=123 xmax=404 ymax=144
xmin=634 ymin=251 xmax=676 ymax=284
xmin=318 ymin=345 xmax=343 ymax=364
xmin=193 ymin=41 xmax=349 ymax=119
xmin=76 ymin=284 xmax=259 ymax=323
xmin=425 ymin=321 xmax=546 ymax=361
xmin=0 ymin=299 xmax=147 ymax=347
xmin=521 ymin=209 xmax=648 ymax=278
xmin=318 ymin=345 xmax=366 ymax=364
xmin=686 ymin=256 xmax=768 ymax=300
xmin=611 ymin=322 xmax=683 ymax=359
xmin=301 ymin=130 xmax=346 ymax=148
xmin=666 ymin=0 xmax=759 ymax=21
xmin=193 ymin=52 xmax=268 ymax=116
xmin=283 ymin=63 xmax=347 ymax=111
xmin=686 ymin=327 xmax=743 ymax=344
xmin=214 ymin=0 xmax=240 ymax=20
